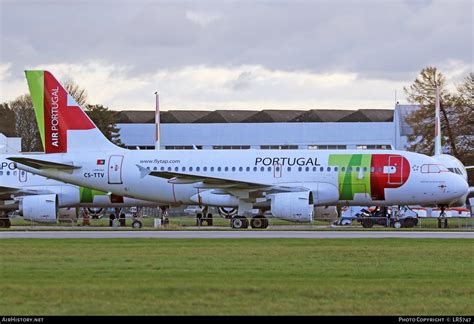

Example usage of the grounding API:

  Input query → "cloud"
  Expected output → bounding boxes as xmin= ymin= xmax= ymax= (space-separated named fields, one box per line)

xmin=185 ymin=10 xmax=221 ymax=27
xmin=1 ymin=1 xmax=471 ymax=110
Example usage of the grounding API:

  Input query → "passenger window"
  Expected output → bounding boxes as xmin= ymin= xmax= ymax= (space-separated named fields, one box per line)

xmin=153 ymin=167 xmax=157 ymax=171
xmin=342 ymin=167 xmax=346 ymax=172
xmin=348 ymin=167 xmax=352 ymax=172
xmin=182 ymin=167 xmax=186 ymax=171
xmin=246 ymin=167 xmax=250 ymax=172
xmin=313 ymin=167 xmax=317 ymax=171
xmin=320 ymin=167 xmax=324 ymax=172
xmin=287 ymin=167 xmax=292 ymax=172
xmin=189 ymin=167 xmax=193 ymax=171
xmin=203 ymin=167 xmax=207 ymax=172
xmin=217 ymin=167 xmax=221 ymax=172
xmin=224 ymin=167 xmax=229 ymax=171
xmin=378 ymin=167 xmax=382 ymax=173
xmin=334 ymin=166 xmax=338 ymax=172
xmin=370 ymin=167 xmax=374 ymax=173
xmin=267 ymin=167 xmax=271 ymax=172
xmin=327 ymin=167 xmax=331 ymax=172
xmin=175 ymin=167 xmax=179 ymax=171
xmin=196 ymin=167 xmax=200 ymax=171
xmin=276 ymin=167 xmax=280 ymax=172
xmin=231 ymin=167 xmax=236 ymax=172
xmin=160 ymin=167 xmax=165 ymax=171
xmin=305 ymin=167 xmax=309 ymax=172
xmin=167 ymin=167 xmax=171 ymax=171
xmin=363 ymin=167 xmax=368 ymax=172
xmin=210 ymin=167 xmax=214 ymax=172
xmin=260 ymin=167 xmax=265 ymax=171
xmin=253 ymin=167 xmax=257 ymax=171
xmin=298 ymin=167 xmax=302 ymax=172
xmin=0 ymin=171 xmax=3 ymax=176
xmin=356 ymin=167 xmax=360 ymax=172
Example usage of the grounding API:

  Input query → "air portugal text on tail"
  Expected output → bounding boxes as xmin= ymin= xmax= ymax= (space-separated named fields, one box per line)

xmin=25 ymin=70 xmax=115 ymax=153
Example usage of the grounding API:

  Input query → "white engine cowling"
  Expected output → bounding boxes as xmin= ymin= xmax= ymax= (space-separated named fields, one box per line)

xmin=19 ymin=194 xmax=58 ymax=223
xmin=190 ymin=191 xmax=239 ymax=207
xmin=270 ymin=191 xmax=314 ymax=222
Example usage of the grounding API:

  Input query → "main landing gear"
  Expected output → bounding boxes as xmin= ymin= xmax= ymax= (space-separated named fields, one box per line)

xmin=230 ymin=214 xmax=269 ymax=229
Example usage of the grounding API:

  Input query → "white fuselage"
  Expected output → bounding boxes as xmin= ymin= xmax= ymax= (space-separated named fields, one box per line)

xmin=0 ymin=157 xmax=158 ymax=208
xmin=12 ymin=149 xmax=469 ymax=208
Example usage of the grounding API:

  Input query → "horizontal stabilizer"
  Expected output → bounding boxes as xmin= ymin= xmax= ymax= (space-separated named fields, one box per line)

xmin=7 ymin=157 xmax=81 ymax=170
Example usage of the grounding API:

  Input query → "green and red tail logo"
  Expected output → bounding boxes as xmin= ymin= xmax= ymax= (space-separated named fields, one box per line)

xmin=25 ymin=71 xmax=96 ymax=153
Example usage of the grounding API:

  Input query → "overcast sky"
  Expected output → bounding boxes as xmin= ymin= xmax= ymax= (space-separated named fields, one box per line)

xmin=0 ymin=0 xmax=472 ymax=111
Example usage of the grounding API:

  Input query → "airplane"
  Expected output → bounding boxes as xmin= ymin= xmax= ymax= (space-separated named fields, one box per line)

xmin=0 ymin=156 xmax=161 ymax=228
xmin=7 ymin=70 xmax=469 ymax=229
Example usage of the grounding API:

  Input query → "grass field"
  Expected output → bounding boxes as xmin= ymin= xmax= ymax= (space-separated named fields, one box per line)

xmin=0 ymin=238 xmax=473 ymax=315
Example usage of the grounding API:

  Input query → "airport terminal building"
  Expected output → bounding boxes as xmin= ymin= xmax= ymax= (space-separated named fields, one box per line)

xmin=116 ymin=104 xmax=418 ymax=151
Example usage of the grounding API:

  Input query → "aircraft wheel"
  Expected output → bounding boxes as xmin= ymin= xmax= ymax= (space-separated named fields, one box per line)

xmin=231 ymin=216 xmax=248 ymax=229
xmin=131 ymin=220 xmax=143 ymax=229
xmin=250 ymin=216 xmax=267 ymax=229
xmin=231 ymin=217 xmax=243 ymax=229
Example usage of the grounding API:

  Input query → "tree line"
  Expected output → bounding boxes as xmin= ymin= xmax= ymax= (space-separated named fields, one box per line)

xmin=0 ymin=67 xmax=472 ymax=171
xmin=404 ymin=67 xmax=473 ymax=169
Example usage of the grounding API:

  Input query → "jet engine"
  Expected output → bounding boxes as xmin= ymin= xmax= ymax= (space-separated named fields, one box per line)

xmin=270 ymin=191 xmax=314 ymax=222
xmin=19 ymin=194 xmax=58 ymax=223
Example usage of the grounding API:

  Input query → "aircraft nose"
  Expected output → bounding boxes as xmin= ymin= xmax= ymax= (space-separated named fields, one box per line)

xmin=447 ymin=173 xmax=469 ymax=200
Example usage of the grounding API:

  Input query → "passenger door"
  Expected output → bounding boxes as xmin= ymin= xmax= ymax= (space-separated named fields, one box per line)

xmin=108 ymin=155 xmax=124 ymax=184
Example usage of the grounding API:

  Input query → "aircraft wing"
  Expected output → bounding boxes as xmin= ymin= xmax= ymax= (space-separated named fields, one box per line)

xmin=0 ymin=185 xmax=52 ymax=200
xmin=136 ymin=165 xmax=304 ymax=192
xmin=7 ymin=157 xmax=81 ymax=170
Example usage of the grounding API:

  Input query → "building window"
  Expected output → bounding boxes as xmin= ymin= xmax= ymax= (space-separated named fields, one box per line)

xmin=165 ymin=145 xmax=193 ymax=150
xmin=260 ymin=145 xmax=298 ymax=149
xmin=357 ymin=144 xmax=392 ymax=150
xmin=309 ymin=145 xmax=347 ymax=150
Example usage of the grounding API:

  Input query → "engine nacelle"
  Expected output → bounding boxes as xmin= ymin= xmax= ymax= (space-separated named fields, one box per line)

xmin=19 ymin=194 xmax=58 ymax=223
xmin=190 ymin=191 xmax=239 ymax=207
xmin=270 ymin=191 xmax=314 ymax=222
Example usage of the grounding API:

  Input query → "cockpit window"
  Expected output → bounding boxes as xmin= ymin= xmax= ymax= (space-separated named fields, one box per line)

xmin=447 ymin=167 xmax=464 ymax=175
xmin=421 ymin=164 xmax=449 ymax=173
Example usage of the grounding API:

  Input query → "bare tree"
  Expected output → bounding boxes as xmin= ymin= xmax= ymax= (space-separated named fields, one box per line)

xmin=0 ymin=103 xmax=16 ymax=137
xmin=9 ymin=95 xmax=42 ymax=152
xmin=64 ymin=80 xmax=88 ymax=107
xmin=404 ymin=66 xmax=458 ymax=156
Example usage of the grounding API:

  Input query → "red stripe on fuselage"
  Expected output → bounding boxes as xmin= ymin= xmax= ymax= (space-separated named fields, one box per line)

xmin=370 ymin=154 xmax=410 ymax=200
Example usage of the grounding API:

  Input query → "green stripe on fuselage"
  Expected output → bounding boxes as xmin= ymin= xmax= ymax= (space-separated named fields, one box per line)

xmin=328 ymin=154 xmax=371 ymax=200
xmin=79 ymin=187 xmax=107 ymax=203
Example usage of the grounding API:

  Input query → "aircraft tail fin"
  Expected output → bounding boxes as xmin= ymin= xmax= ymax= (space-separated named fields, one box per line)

xmin=25 ymin=70 xmax=118 ymax=153
xmin=434 ymin=86 xmax=442 ymax=156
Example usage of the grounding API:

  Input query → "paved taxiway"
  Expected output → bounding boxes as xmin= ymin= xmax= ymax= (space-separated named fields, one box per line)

xmin=0 ymin=231 xmax=472 ymax=239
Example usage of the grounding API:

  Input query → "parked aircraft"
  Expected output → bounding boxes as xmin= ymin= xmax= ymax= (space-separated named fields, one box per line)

xmin=0 ymin=156 xmax=159 ymax=228
xmin=7 ymin=71 xmax=469 ymax=229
